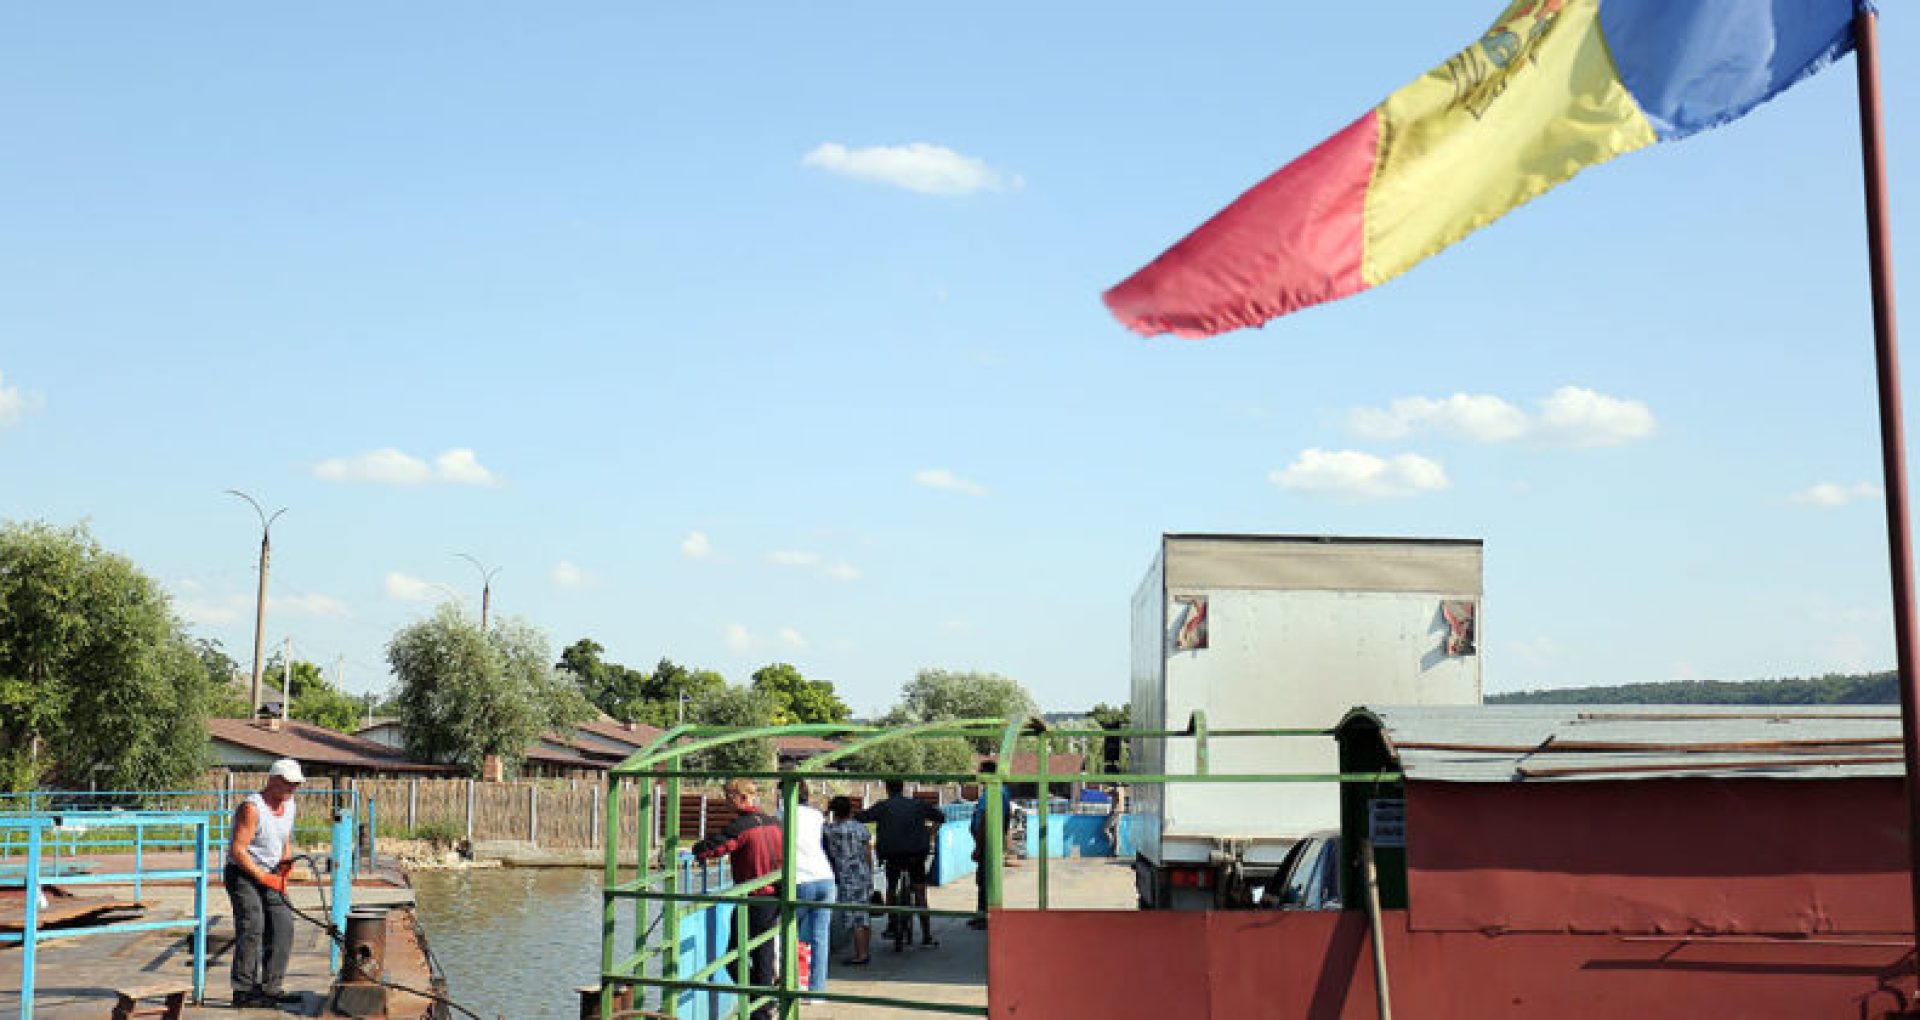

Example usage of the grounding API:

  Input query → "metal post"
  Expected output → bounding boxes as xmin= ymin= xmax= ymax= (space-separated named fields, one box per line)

xmin=1037 ymin=735 xmax=1050 ymax=910
xmin=133 ymin=818 xmax=144 ymax=900
xmin=192 ymin=819 xmax=209 ymax=1003
xmin=1855 ymin=8 xmax=1920 ymax=966
xmin=408 ymin=779 xmax=418 ymax=831
xmin=531 ymin=784 xmax=540 ymax=843
xmin=734 ymin=887 xmax=751 ymax=1020
xmin=367 ymin=796 xmax=378 ymax=870
xmin=21 ymin=823 xmax=41 ymax=1020
xmin=330 ymin=809 xmax=355 ymax=974
xmin=465 ymin=779 xmax=475 ymax=843
xmin=780 ymin=778 xmax=800 ymax=1019
xmin=663 ymin=770 xmax=684 ymax=1018
xmin=1362 ymin=841 xmax=1394 ymax=1020
xmin=984 ymin=772 xmax=1005 ymax=911
xmin=602 ymin=774 xmax=625 ymax=1020
xmin=227 ymin=491 xmax=283 ymax=721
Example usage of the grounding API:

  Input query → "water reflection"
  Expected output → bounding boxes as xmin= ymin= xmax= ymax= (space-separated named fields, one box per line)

xmin=411 ymin=867 xmax=634 ymax=1020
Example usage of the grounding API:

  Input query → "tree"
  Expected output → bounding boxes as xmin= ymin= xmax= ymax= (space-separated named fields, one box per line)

xmin=387 ymin=606 xmax=593 ymax=777
xmin=197 ymin=639 xmax=251 ymax=719
xmin=259 ymin=654 xmax=362 ymax=732
xmin=691 ymin=685 xmax=776 ymax=774
xmin=0 ymin=521 xmax=221 ymax=792
xmin=559 ymin=638 xmax=653 ymax=722
xmin=751 ymin=663 xmax=851 ymax=725
xmin=895 ymin=668 xmax=1038 ymax=752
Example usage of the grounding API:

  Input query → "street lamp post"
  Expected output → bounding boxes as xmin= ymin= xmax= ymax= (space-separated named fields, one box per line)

xmin=455 ymin=553 xmax=502 ymax=630
xmin=226 ymin=490 xmax=286 ymax=722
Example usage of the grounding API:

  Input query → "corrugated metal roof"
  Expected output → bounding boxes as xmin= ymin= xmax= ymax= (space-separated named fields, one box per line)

xmin=1340 ymin=704 xmax=1904 ymax=782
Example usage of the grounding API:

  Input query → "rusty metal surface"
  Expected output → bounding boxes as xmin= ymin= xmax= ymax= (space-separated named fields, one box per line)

xmin=1406 ymin=778 xmax=1912 ymax=935
xmin=989 ymin=908 xmax=1920 ymax=1019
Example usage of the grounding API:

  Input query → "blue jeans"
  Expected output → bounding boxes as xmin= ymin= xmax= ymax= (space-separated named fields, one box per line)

xmin=795 ymin=879 xmax=836 ymax=991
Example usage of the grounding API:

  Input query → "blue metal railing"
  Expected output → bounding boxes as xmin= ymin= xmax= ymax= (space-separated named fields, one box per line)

xmin=1 ymin=791 xmax=363 ymax=1016
xmin=1 ymin=812 xmax=214 ymax=1020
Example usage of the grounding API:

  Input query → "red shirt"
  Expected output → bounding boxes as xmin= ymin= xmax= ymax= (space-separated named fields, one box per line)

xmin=692 ymin=808 xmax=784 ymax=896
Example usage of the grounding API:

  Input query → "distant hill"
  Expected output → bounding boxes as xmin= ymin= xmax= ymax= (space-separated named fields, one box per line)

xmin=1489 ymin=671 xmax=1898 ymax=705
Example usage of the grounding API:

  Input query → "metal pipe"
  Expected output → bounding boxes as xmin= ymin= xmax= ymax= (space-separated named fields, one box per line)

xmin=1037 ymin=734 xmax=1049 ymax=910
xmin=1517 ymin=755 xmax=1902 ymax=779
xmin=1361 ymin=840 xmax=1393 ymax=1020
xmin=1854 ymin=5 xmax=1920 ymax=970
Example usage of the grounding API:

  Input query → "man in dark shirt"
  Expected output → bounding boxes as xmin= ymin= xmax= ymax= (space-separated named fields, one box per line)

xmin=857 ymin=779 xmax=945 ymax=947
xmin=693 ymin=778 xmax=783 ymax=1018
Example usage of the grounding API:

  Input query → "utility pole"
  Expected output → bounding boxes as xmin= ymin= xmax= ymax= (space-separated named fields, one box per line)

xmin=455 ymin=553 xmax=502 ymax=630
xmin=226 ymin=490 xmax=285 ymax=722
xmin=281 ymin=636 xmax=293 ymax=719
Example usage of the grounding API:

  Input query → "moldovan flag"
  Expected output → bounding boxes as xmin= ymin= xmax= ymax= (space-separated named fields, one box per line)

xmin=1104 ymin=0 xmax=1869 ymax=339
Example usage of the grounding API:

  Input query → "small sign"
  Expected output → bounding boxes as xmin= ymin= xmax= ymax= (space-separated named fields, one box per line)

xmin=1369 ymin=798 xmax=1406 ymax=849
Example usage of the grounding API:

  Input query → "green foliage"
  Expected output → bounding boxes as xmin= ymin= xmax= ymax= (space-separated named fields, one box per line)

xmin=690 ymin=685 xmax=776 ymax=774
xmin=894 ymin=668 xmax=1038 ymax=752
xmin=557 ymin=641 xmax=731 ymax=727
xmin=0 ymin=521 xmax=219 ymax=792
xmin=751 ymin=662 xmax=851 ymax=725
xmin=198 ymin=639 xmax=251 ymax=719
xmin=258 ymin=654 xmax=363 ymax=732
xmin=388 ymin=606 xmax=594 ymax=778
xmin=412 ymin=820 xmax=464 ymax=848
xmin=1488 ymin=672 xmax=1899 ymax=706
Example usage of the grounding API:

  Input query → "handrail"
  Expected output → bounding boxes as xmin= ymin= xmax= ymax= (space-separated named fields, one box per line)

xmin=797 ymin=718 xmax=1005 ymax=773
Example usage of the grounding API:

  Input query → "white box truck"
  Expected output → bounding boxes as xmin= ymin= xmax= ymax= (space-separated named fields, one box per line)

xmin=1129 ymin=534 xmax=1483 ymax=909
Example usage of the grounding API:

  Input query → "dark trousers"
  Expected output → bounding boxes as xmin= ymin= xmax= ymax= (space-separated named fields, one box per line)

xmin=223 ymin=865 xmax=293 ymax=998
xmin=734 ymin=902 xmax=779 ymax=1020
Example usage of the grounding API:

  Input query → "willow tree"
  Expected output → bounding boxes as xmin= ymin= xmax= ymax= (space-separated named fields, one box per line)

xmin=387 ymin=607 xmax=592 ymax=777
xmin=0 ymin=521 xmax=217 ymax=792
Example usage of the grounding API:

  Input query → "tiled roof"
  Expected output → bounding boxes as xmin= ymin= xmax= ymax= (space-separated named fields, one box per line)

xmin=774 ymin=736 xmax=841 ymax=753
xmin=208 ymin=718 xmax=456 ymax=774
xmin=979 ymin=752 xmax=1088 ymax=776
xmin=572 ymin=718 xmax=666 ymax=749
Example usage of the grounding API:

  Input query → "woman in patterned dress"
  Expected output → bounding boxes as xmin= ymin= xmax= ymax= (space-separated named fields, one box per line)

xmin=822 ymin=795 xmax=874 ymax=964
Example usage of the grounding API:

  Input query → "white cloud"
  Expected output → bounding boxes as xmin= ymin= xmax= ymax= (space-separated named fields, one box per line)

xmin=1270 ymin=449 xmax=1449 ymax=500
xmin=726 ymin=624 xmax=753 ymax=651
xmin=682 ymin=531 xmax=712 ymax=559
xmin=314 ymin=447 xmax=500 ymax=486
xmin=270 ymin=593 xmax=349 ymax=617
xmin=822 ymin=562 xmax=861 ymax=581
xmin=0 ymin=370 xmax=43 ymax=427
xmin=551 ymin=560 xmax=593 ymax=588
xmin=914 ymin=468 xmax=988 ymax=497
xmin=1794 ymin=482 xmax=1881 ymax=507
xmin=1350 ymin=394 xmax=1529 ymax=443
xmin=802 ymin=142 xmax=1017 ymax=196
xmin=1533 ymin=387 xmax=1658 ymax=447
xmin=768 ymin=550 xmax=822 ymax=568
xmin=385 ymin=572 xmax=445 ymax=603
xmin=1348 ymin=386 xmax=1655 ymax=448
xmin=177 ymin=599 xmax=241 ymax=626
xmin=433 ymin=448 xmax=500 ymax=486
xmin=778 ymin=627 xmax=808 ymax=649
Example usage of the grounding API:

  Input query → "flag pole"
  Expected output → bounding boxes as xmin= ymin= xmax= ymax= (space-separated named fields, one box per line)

xmin=1853 ymin=6 xmax=1920 ymax=977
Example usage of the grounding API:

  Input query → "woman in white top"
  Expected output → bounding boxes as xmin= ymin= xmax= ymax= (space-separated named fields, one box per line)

xmin=224 ymin=758 xmax=303 ymax=1007
xmin=791 ymin=785 xmax=837 ymax=996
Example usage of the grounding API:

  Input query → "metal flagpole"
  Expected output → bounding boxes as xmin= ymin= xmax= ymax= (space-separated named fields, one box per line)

xmin=1852 ymin=6 xmax=1920 ymax=978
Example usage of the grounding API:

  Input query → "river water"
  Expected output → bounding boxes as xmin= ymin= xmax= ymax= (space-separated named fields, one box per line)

xmin=411 ymin=866 xmax=637 ymax=1020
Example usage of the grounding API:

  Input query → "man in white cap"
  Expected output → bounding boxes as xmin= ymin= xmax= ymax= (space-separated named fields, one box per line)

xmin=224 ymin=758 xmax=304 ymax=1007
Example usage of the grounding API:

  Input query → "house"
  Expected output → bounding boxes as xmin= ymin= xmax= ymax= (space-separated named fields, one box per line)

xmin=208 ymin=717 xmax=456 ymax=786
xmin=354 ymin=716 xmax=660 ymax=779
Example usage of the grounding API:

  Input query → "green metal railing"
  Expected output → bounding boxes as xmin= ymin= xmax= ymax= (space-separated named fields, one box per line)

xmin=598 ymin=714 xmax=1402 ymax=1019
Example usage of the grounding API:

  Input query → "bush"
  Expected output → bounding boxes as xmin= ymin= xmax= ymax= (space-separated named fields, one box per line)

xmin=411 ymin=820 xmax=463 ymax=848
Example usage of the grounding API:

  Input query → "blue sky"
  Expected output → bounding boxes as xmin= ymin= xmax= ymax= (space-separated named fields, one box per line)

xmin=3 ymin=3 xmax=1917 ymax=716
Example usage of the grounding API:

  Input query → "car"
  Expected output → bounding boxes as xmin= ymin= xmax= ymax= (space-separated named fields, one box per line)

xmin=1261 ymin=831 xmax=1342 ymax=910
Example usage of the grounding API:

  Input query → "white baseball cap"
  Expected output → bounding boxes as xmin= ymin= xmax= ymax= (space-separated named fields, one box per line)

xmin=268 ymin=759 xmax=306 ymax=784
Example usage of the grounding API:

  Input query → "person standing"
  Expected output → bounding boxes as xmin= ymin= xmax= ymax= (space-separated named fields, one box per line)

xmin=789 ymin=785 xmax=836 ymax=1000
xmin=968 ymin=761 xmax=1013 ymax=930
xmin=1103 ymin=783 xmax=1128 ymax=854
xmin=693 ymin=779 xmax=784 ymax=1020
xmin=224 ymin=758 xmax=304 ymax=1007
xmin=822 ymin=796 xmax=874 ymax=965
xmin=856 ymin=780 xmax=945 ymax=948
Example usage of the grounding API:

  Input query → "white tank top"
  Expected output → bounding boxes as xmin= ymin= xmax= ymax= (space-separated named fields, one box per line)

xmin=241 ymin=792 xmax=297 ymax=871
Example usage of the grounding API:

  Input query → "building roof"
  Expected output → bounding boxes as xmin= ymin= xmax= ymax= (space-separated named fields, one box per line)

xmin=524 ymin=743 xmax=602 ymax=770
xmin=979 ymin=752 xmax=1088 ymax=776
xmin=571 ymin=718 xmax=666 ymax=751
xmin=209 ymin=718 xmax=457 ymax=775
xmin=774 ymin=735 xmax=841 ymax=754
xmin=1337 ymin=704 xmax=1904 ymax=783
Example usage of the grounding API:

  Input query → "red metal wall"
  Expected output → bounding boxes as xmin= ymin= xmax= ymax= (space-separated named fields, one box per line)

xmin=989 ymin=909 xmax=1916 ymax=1019
xmin=1405 ymin=777 xmax=1911 ymax=934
